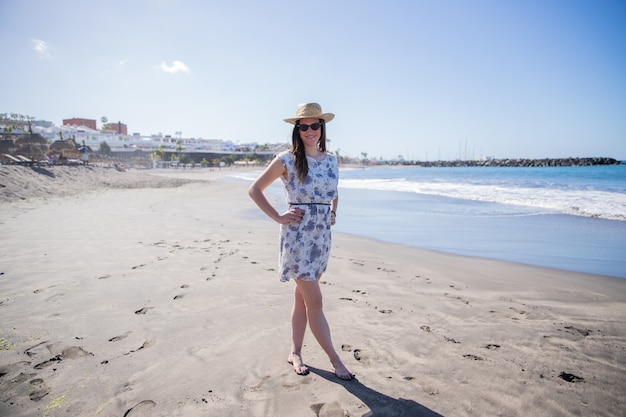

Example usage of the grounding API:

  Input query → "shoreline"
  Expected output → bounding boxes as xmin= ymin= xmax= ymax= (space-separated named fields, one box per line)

xmin=3 ymin=164 xmax=624 ymax=279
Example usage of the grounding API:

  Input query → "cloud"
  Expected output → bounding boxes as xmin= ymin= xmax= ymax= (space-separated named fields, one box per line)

xmin=160 ymin=60 xmax=190 ymax=74
xmin=32 ymin=39 xmax=51 ymax=59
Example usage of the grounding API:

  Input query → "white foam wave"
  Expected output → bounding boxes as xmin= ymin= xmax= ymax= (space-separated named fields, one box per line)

xmin=226 ymin=172 xmax=262 ymax=182
xmin=339 ymin=178 xmax=626 ymax=221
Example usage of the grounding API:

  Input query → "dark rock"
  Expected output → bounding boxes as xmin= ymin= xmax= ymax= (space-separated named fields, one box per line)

xmin=403 ymin=157 xmax=621 ymax=168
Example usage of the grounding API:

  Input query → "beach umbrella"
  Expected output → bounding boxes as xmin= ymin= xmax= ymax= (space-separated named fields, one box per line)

xmin=0 ymin=139 xmax=16 ymax=154
xmin=15 ymin=133 xmax=49 ymax=160
xmin=49 ymin=140 xmax=75 ymax=151
xmin=15 ymin=133 xmax=48 ymax=146
xmin=50 ymin=140 xmax=80 ymax=159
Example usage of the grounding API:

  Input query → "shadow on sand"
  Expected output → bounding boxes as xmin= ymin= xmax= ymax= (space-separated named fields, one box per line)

xmin=30 ymin=166 xmax=55 ymax=177
xmin=308 ymin=366 xmax=444 ymax=417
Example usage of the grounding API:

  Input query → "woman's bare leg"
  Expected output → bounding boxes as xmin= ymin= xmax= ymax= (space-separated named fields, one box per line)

xmin=295 ymin=279 xmax=354 ymax=380
xmin=288 ymin=284 xmax=309 ymax=375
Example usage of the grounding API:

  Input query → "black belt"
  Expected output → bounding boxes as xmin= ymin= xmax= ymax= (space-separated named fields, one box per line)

xmin=289 ymin=202 xmax=331 ymax=206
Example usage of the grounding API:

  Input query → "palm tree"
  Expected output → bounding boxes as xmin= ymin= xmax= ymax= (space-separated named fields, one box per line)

xmin=360 ymin=152 xmax=369 ymax=167
xmin=2 ymin=125 xmax=13 ymax=141
xmin=151 ymin=144 xmax=165 ymax=161
xmin=99 ymin=141 xmax=112 ymax=156
xmin=175 ymin=140 xmax=183 ymax=161
xmin=333 ymin=148 xmax=342 ymax=164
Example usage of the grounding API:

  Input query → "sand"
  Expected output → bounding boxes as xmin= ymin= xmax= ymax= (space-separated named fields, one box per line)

xmin=0 ymin=165 xmax=625 ymax=417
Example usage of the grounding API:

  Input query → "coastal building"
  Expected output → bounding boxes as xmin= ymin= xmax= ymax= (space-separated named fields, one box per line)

xmin=29 ymin=120 xmax=287 ymax=157
xmin=63 ymin=118 xmax=97 ymax=131
xmin=3 ymin=114 xmax=288 ymax=160
xmin=103 ymin=122 xmax=128 ymax=135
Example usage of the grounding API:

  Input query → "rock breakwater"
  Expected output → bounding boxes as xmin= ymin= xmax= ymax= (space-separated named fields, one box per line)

xmin=405 ymin=157 xmax=621 ymax=168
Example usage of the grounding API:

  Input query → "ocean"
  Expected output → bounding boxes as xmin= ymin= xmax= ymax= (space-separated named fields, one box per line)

xmin=235 ymin=163 xmax=626 ymax=279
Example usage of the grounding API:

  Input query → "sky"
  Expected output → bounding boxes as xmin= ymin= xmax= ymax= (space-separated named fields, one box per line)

xmin=1 ymin=0 xmax=625 ymax=160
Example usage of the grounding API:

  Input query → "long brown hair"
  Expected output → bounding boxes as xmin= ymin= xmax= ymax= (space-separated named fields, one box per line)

xmin=291 ymin=120 xmax=327 ymax=182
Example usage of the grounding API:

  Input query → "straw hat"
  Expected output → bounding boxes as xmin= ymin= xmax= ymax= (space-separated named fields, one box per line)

xmin=284 ymin=102 xmax=335 ymax=124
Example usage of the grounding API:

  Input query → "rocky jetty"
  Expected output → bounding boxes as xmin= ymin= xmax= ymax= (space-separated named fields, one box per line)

xmin=405 ymin=157 xmax=622 ymax=168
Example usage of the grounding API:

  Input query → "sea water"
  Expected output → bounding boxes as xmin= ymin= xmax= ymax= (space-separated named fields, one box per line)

xmin=236 ymin=164 xmax=626 ymax=279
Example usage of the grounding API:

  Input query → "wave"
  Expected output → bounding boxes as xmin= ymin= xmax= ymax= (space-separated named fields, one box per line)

xmin=339 ymin=178 xmax=626 ymax=221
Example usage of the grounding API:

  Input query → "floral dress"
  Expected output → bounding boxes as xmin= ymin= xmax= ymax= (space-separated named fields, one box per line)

xmin=277 ymin=151 xmax=339 ymax=282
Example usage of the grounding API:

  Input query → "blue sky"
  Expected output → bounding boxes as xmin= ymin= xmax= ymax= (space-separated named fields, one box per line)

xmin=2 ymin=0 xmax=625 ymax=160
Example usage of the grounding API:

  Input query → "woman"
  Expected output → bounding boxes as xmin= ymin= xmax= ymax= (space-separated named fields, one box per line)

xmin=248 ymin=102 xmax=354 ymax=380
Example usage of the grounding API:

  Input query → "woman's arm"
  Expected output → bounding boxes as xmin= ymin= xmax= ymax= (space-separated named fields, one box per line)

xmin=248 ymin=158 xmax=303 ymax=224
xmin=330 ymin=197 xmax=338 ymax=226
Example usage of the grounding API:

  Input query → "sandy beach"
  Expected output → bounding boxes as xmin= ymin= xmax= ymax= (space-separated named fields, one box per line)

xmin=1 ymin=165 xmax=625 ymax=417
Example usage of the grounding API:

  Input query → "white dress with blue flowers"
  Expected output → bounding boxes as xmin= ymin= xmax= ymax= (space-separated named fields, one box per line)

xmin=277 ymin=151 xmax=339 ymax=282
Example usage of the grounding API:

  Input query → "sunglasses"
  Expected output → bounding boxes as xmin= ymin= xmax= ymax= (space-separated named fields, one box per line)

xmin=298 ymin=122 xmax=322 ymax=132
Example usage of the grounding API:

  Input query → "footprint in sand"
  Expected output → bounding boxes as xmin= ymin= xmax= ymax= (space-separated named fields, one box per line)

xmin=60 ymin=346 xmax=93 ymax=359
xmin=24 ymin=341 xmax=49 ymax=358
xmin=33 ymin=346 xmax=92 ymax=369
xmin=124 ymin=340 xmax=155 ymax=355
xmin=563 ymin=325 xmax=592 ymax=338
xmin=353 ymin=348 xmax=370 ymax=365
xmin=202 ymin=265 xmax=219 ymax=280
xmin=109 ymin=331 xmax=131 ymax=342
xmin=444 ymin=293 xmax=470 ymax=305
xmin=29 ymin=378 xmax=50 ymax=401
xmin=311 ymin=401 xmax=345 ymax=417
xmin=508 ymin=307 xmax=529 ymax=320
xmin=123 ymin=400 xmax=156 ymax=417
xmin=543 ymin=335 xmax=574 ymax=351
xmin=249 ymin=375 xmax=271 ymax=392
xmin=33 ymin=355 xmax=62 ymax=370
xmin=0 ymin=361 xmax=31 ymax=376
xmin=463 ymin=354 xmax=484 ymax=361
xmin=33 ymin=284 xmax=59 ymax=294
xmin=422 ymin=384 xmax=440 ymax=396
xmin=416 ymin=275 xmax=432 ymax=284
xmin=559 ymin=372 xmax=584 ymax=383
xmin=45 ymin=293 xmax=65 ymax=303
